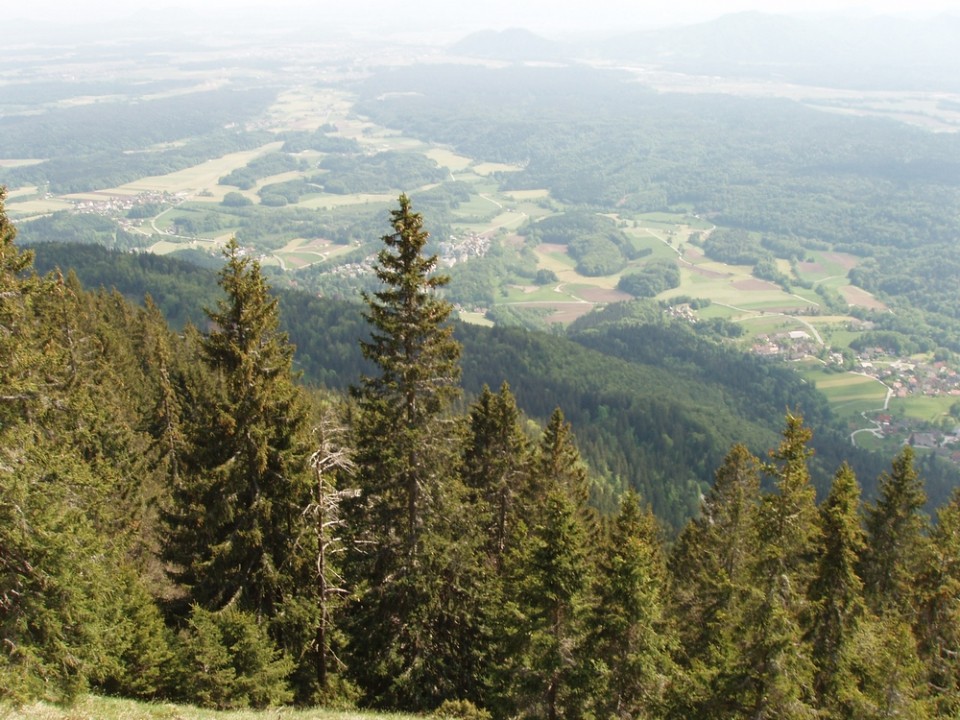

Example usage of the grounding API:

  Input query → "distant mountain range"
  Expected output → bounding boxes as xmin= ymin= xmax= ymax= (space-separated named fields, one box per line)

xmin=451 ymin=12 xmax=960 ymax=90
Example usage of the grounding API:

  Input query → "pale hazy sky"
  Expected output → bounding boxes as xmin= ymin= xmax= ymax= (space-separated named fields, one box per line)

xmin=12 ymin=0 xmax=960 ymax=36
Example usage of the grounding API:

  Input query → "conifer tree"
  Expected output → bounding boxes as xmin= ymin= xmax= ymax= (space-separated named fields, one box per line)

xmin=351 ymin=192 xmax=461 ymax=558
xmin=861 ymin=446 xmax=929 ymax=616
xmin=914 ymin=489 xmax=960 ymax=716
xmin=586 ymin=491 xmax=675 ymax=719
xmin=463 ymin=382 xmax=531 ymax=566
xmin=536 ymin=408 xmax=590 ymax=508
xmin=0 ymin=188 xmax=40 ymax=429
xmin=163 ymin=237 xmax=311 ymax=620
xmin=806 ymin=463 xmax=868 ymax=717
xmin=724 ymin=414 xmax=820 ymax=720
xmin=1 ymin=193 xmax=171 ymax=702
xmin=668 ymin=443 xmax=761 ymax=718
xmin=493 ymin=411 xmax=597 ymax=719
xmin=344 ymin=195 xmax=486 ymax=710
xmin=503 ymin=489 xmax=591 ymax=720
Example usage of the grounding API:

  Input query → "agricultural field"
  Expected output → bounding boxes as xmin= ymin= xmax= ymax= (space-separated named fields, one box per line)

xmin=807 ymin=370 xmax=889 ymax=419
xmin=105 ymin=143 xmax=286 ymax=200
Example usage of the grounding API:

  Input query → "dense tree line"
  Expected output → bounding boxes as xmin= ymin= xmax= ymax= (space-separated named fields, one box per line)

xmin=28 ymin=242 xmax=960 ymax=525
xmin=317 ymin=150 xmax=448 ymax=195
xmin=5 ymin=193 xmax=960 ymax=717
xmin=219 ymin=151 xmax=309 ymax=191
xmin=0 ymin=88 xmax=277 ymax=160
xmin=2 ymin=129 xmax=274 ymax=195
xmin=520 ymin=211 xmax=640 ymax=276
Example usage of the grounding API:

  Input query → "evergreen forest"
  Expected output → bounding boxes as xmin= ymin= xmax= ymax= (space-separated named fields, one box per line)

xmin=3 ymin=189 xmax=960 ymax=719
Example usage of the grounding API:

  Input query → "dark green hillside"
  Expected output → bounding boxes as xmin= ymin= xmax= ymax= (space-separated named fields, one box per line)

xmin=9 ymin=196 xmax=960 ymax=715
xmin=33 ymin=243 xmax=960 ymax=527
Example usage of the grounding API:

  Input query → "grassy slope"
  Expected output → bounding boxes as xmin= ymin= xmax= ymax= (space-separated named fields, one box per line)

xmin=3 ymin=696 xmax=420 ymax=720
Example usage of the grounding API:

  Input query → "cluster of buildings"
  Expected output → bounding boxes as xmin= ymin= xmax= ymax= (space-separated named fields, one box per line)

xmin=858 ymin=357 xmax=960 ymax=400
xmin=751 ymin=330 xmax=820 ymax=360
xmin=438 ymin=232 xmax=491 ymax=267
xmin=871 ymin=414 xmax=960 ymax=463
xmin=75 ymin=190 xmax=183 ymax=218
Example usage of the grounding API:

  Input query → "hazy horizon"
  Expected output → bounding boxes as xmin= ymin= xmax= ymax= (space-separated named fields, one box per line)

xmin=11 ymin=0 xmax=960 ymax=39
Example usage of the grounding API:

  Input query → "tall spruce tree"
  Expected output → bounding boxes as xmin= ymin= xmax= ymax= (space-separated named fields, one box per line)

xmin=724 ymin=414 xmax=820 ymax=720
xmin=345 ymin=195 xmax=486 ymax=710
xmin=350 ymin=193 xmax=461 ymax=557
xmin=861 ymin=446 xmax=929 ymax=616
xmin=503 ymin=489 xmax=591 ymax=720
xmin=914 ymin=489 xmax=960 ymax=716
xmin=463 ymin=382 xmax=532 ymax=566
xmin=586 ymin=491 xmax=675 ymax=719
xmin=806 ymin=463 xmax=868 ymax=717
xmin=668 ymin=443 xmax=761 ymax=719
xmin=163 ymin=237 xmax=311 ymax=620
xmin=494 ymin=411 xmax=596 ymax=719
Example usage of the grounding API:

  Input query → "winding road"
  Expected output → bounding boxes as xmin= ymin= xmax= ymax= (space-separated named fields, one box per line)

xmin=848 ymin=374 xmax=894 ymax=446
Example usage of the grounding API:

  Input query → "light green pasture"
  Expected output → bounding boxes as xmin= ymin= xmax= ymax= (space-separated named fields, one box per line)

xmin=472 ymin=161 xmax=523 ymax=176
xmin=298 ymin=193 xmax=394 ymax=210
xmin=889 ymin=395 xmax=957 ymax=423
xmin=693 ymin=303 xmax=741 ymax=320
xmin=734 ymin=314 xmax=805 ymax=335
xmin=458 ymin=311 xmax=495 ymax=327
xmin=7 ymin=198 xmax=75 ymax=215
xmin=532 ymin=246 xmax=577 ymax=274
xmin=503 ymin=188 xmax=550 ymax=200
xmin=109 ymin=143 xmax=284 ymax=197
xmin=799 ymin=368 xmax=888 ymax=417
xmin=502 ymin=285 xmax=566 ymax=302
xmin=0 ymin=158 xmax=46 ymax=168
xmin=148 ymin=238 xmax=221 ymax=255
xmin=424 ymin=147 xmax=473 ymax=171
xmin=5 ymin=184 xmax=41 ymax=198
xmin=264 ymin=87 xmax=355 ymax=133
xmin=451 ymin=194 xmax=502 ymax=219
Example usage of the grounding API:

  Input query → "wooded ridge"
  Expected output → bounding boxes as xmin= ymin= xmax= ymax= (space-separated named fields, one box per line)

xmin=4 ymin=193 xmax=959 ymax=718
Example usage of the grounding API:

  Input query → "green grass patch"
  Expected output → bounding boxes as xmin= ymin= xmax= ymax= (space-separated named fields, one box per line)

xmin=458 ymin=310 xmax=495 ymax=327
xmin=824 ymin=328 xmax=862 ymax=349
xmin=693 ymin=303 xmax=741 ymax=320
xmin=734 ymin=314 xmax=799 ymax=335
xmin=817 ymin=276 xmax=849 ymax=291
xmin=113 ymin=142 xmax=284 ymax=196
xmin=503 ymin=188 xmax=550 ymax=200
xmin=451 ymin=194 xmax=502 ymax=219
xmin=852 ymin=431 xmax=885 ymax=452
xmin=424 ymin=147 xmax=473 ymax=171
xmin=889 ymin=395 xmax=957 ymax=423
xmin=635 ymin=211 xmax=690 ymax=224
xmin=799 ymin=368 xmax=888 ymax=418
xmin=472 ymin=161 xmax=523 ymax=175
xmin=298 ymin=193 xmax=394 ymax=210
xmin=789 ymin=287 xmax=822 ymax=305
xmin=3 ymin=695 xmax=420 ymax=720
xmin=501 ymin=285 xmax=562 ymax=302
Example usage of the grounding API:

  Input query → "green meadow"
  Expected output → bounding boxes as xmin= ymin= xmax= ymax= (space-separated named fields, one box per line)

xmin=3 ymin=696 xmax=420 ymax=720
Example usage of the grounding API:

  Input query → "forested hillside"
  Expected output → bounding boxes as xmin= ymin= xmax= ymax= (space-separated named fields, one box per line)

xmin=31 ymin=240 xmax=960 ymax=526
xmin=5 ymin=192 xmax=960 ymax=718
